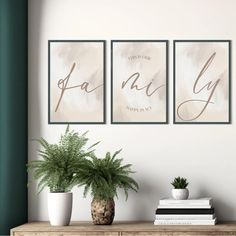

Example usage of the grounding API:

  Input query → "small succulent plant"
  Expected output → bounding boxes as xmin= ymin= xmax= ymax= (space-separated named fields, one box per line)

xmin=171 ymin=176 xmax=189 ymax=189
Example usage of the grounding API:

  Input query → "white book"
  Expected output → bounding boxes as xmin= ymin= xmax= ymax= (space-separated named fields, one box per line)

xmin=155 ymin=214 xmax=215 ymax=220
xmin=157 ymin=204 xmax=212 ymax=209
xmin=154 ymin=218 xmax=216 ymax=225
xmin=159 ymin=198 xmax=212 ymax=206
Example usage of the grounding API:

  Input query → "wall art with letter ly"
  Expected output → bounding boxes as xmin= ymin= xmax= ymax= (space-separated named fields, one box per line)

xmin=111 ymin=40 xmax=168 ymax=124
xmin=48 ymin=40 xmax=106 ymax=124
xmin=174 ymin=40 xmax=231 ymax=124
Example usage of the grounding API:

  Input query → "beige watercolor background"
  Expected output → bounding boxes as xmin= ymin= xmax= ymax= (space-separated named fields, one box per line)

xmin=50 ymin=42 xmax=104 ymax=122
xmin=113 ymin=42 xmax=167 ymax=122
xmin=175 ymin=42 xmax=229 ymax=122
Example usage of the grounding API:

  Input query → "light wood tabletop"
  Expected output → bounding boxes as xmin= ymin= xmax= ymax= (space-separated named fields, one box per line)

xmin=11 ymin=221 xmax=236 ymax=236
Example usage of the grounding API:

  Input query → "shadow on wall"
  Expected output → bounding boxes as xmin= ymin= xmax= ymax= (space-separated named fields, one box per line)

xmin=134 ymin=178 xmax=159 ymax=220
xmin=198 ymin=187 xmax=234 ymax=221
xmin=28 ymin=0 xmax=44 ymax=221
xmin=115 ymin=177 xmax=165 ymax=221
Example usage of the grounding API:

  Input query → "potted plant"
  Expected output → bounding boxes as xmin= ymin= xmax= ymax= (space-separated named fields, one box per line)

xmin=75 ymin=150 xmax=139 ymax=225
xmin=27 ymin=126 xmax=97 ymax=226
xmin=171 ymin=176 xmax=189 ymax=200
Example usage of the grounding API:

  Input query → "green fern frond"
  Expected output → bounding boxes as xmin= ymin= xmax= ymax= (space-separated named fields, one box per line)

xmin=88 ymin=141 xmax=100 ymax=150
xmin=75 ymin=150 xmax=139 ymax=200
xmin=27 ymin=126 xmax=96 ymax=193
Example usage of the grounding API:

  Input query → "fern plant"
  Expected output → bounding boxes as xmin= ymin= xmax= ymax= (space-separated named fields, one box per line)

xmin=75 ymin=150 xmax=139 ymax=200
xmin=171 ymin=176 xmax=189 ymax=189
xmin=27 ymin=126 xmax=98 ymax=193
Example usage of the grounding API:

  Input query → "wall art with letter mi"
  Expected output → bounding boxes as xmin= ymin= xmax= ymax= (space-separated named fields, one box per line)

xmin=48 ymin=40 xmax=106 ymax=124
xmin=174 ymin=40 xmax=231 ymax=124
xmin=111 ymin=40 xmax=168 ymax=124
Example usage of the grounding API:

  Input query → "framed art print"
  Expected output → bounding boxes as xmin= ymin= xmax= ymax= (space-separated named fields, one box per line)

xmin=174 ymin=40 xmax=231 ymax=124
xmin=48 ymin=40 xmax=106 ymax=124
xmin=111 ymin=40 xmax=168 ymax=124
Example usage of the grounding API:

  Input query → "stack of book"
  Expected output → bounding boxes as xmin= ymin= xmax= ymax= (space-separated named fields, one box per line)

xmin=154 ymin=198 xmax=216 ymax=225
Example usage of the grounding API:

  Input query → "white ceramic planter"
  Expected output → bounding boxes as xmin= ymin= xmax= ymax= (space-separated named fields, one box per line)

xmin=172 ymin=188 xmax=189 ymax=200
xmin=48 ymin=192 xmax=72 ymax=226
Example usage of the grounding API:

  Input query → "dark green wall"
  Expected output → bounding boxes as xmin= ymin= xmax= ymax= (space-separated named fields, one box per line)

xmin=0 ymin=0 xmax=28 ymax=234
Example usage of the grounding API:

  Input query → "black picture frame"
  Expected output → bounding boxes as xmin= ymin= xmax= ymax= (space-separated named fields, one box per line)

xmin=48 ymin=40 xmax=106 ymax=124
xmin=111 ymin=40 xmax=169 ymax=124
xmin=173 ymin=40 xmax=231 ymax=124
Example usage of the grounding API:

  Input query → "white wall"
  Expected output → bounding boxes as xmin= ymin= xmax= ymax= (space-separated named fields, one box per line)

xmin=28 ymin=0 xmax=236 ymax=221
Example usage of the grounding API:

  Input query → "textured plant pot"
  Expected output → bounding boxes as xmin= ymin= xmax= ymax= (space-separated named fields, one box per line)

xmin=172 ymin=188 xmax=189 ymax=200
xmin=48 ymin=192 xmax=72 ymax=226
xmin=91 ymin=198 xmax=115 ymax=225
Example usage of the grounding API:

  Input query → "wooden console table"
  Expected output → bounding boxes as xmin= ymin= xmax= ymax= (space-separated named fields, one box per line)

xmin=11 ymin=221 xmax=236 ymax=236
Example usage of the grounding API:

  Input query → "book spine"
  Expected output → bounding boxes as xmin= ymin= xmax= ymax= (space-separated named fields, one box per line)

xmin=154 ymin=219 xmax=216 ymax=225
xmin=159 ymin=202 xmax=211 ymax=205
xmin=159 ymin=200 xmax=211 ymax=205
xmin=155 ymin=208 xmax=214 ymax=214
xmin=158 ymin=205 xmax=211 ymax=209
xmin=155 ymin=214 xmax=215 ymax=220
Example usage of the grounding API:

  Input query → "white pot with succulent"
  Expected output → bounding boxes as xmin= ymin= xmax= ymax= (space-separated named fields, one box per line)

xmin=171 ymin=176 xmax=189 ymax=200
xmin=27 ymin=126 xmax=97 ymax=226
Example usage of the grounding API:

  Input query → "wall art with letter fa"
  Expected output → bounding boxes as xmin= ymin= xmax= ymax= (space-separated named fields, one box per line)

xmin=111 ymin=40 xmax=168 ymax=124
xmin=48 ymin=40 xmax=106 ymax=124
xmin=174 ymin=40 xmax=231 ymax=124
